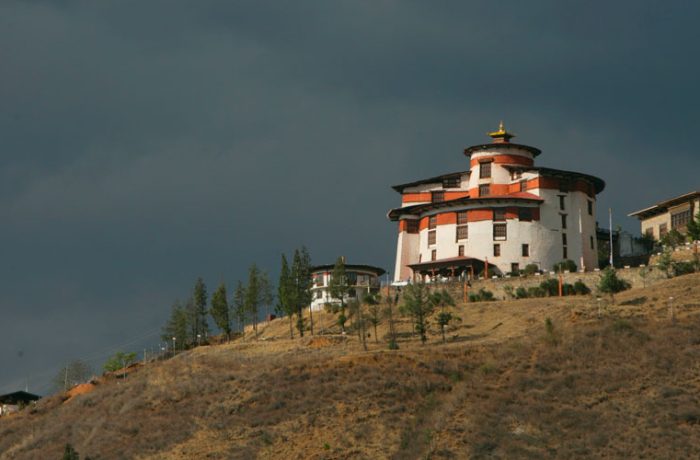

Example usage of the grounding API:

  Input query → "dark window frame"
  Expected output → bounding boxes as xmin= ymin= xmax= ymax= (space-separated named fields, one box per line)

xmin=493 ymin=223 xmax=507 ymax=241
xmin=493 ymin=244 xmax=501 ymax=257
xmin=428 ymin=230 xmax=436 ymax=246
xmin=479 ymin=184 xmax=490 ymax=196
xmin=479 ymin=161 xmax=492 ymax=179
xmin=456 ymin=225 xmax=468 ymax=241
xmin=519 ymin=208 xmax=532 ymax=222
xmin=522 ymin=244 xmax=529 ymax=257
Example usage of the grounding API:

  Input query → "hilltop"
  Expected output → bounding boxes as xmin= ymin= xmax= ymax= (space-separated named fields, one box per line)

xmin=2 ymin=273 xmax=700 ymax=459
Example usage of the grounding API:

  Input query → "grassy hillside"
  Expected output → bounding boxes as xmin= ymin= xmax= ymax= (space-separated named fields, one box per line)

xmin=3 ymin=274 xmax=700 ymax=459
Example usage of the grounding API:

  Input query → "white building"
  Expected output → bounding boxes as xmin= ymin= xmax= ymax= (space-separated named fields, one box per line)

xmin=388 ymin=123 xmax=605 ymax=282
xmin=629 ymin=191 xmax=700 ymax=240
xmin=310 ymin=263 xmax=385 ymax=311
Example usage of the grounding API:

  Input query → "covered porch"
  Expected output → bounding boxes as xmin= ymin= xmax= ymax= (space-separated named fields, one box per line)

xmin=407 ymin=256 xmax=493 ymax=282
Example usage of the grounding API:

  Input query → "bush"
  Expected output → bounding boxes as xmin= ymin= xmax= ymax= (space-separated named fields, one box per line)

xmin=553 ymin=259 xmax=577 ymax=273
xmin=469 ymin=288 xmax=495 ymax=302
xmin=573 ymin=280 xmax=591 ymax=295
xmin=503 ymin=285 xmax=514 ymax=299
xmin=515 ymin=287 xmax=528 ymax=299
xmin=539 ymin=279 xmax=560 ymax=296
xmin=523 ymin=264 xmax=540 ymax=276
xmin=672 ymin=261 xmax=697 ymax=276
xmin=527 ymin=286 xmax=546 ymax=298
xmin=562 ymin=283 xmax=575 ymax=296
xmin=598 ymin=267 xmax=631 ymax=295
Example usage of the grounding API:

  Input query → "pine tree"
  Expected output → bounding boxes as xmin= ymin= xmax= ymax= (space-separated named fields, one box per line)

xmin=210 ymin=282 xmax=231 ymax=341
xmin=192 ymin=277 xmax=209 ymax=344
xmin=162 ymin=301 xmax=189 ymax=349
xmin=243 ymin=265 xmax=274 ymax=338
xmin=232 ymin=281 xmax=247 ymax=334
xmin=328 ymin=256 xmax=351 ymax=333
xmin=277 ymin=254 xmax=296 ymax=338
xmin=430 ymin=289 xmax=455 ymax=343
xmin=291 ymin=247 xmax=313 ymax=337
xmin=364 ymin=292 xmax=381 ymax=344
xmin=400 ymin=282 xmax=434 ymax=344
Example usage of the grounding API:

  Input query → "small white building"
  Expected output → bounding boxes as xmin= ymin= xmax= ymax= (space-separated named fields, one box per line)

xmin=388 ymin=123 xmax=605 ymax=281
xmin=310 ymin=263 xmax=385 ymax=311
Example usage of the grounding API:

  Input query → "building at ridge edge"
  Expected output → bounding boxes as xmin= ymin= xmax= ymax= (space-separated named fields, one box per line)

xmin=388 ymin=123 xmax=606 ymax=282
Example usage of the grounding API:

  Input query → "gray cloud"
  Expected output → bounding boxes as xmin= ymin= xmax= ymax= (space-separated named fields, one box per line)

xmin=1 ymin=0 xmax=698 ymax=392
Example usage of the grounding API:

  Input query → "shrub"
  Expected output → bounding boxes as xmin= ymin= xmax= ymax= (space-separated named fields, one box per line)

xmin=469 ymin=288 xmax=495 ymax=302
xmin=540 ymin=279 xmax=560 ymax=296
xmin=562 ymin=283 xmax=575 ymax=296
xmin=553 ymin=259 xmax=577 ymax=273
xmin=523 ymin=263 xmax=540 ymax=276
xmin=527 ymin=286 xmax=546 ymax=298
xmin=598 ymin=267 xmax=631 ymax=295
xmin=503 ymin=285 xmax=515 ymax=299
xmin=515 ymin=286 xmax=528 ymax=299
xmin=573 ymin=280 xmax=591 ymax=295
xmin=673 ymin=261 xmax=697 ymax=276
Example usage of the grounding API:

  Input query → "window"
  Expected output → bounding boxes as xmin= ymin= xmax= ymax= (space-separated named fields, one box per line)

xmin=479 ymin=161 xmax=492 ymax=178
xmin=520 ymin=180 xmax=527 ymax=192
xmin=316 ymin=290 xmax=322 ymax=299
xmin=559 ymin=195 xmax=566 ymax=210
xmin=314 ymin=275 xmax=324 ymax=287
xmin=457 ymin=211 xmax=468 ymax=225
xmin=522 ymin=244 xmax=529 ymax=257
xmin=561 ymin=214 xmax=567 ymax=229
xmin=479 ymin=184 xmax=490 ymax=196
xmin=429 ymin=216 xmax=437 ymax=229
xmin=590 ymin=236 xmax=594 ymax=249
xmin=511 ymin=263 xmax=520 ymax=274
xmin=493 ymin=223 xmax=507 ymax=240
xmin=563 ymin=247 xmax=568 ymax=259
xmin=406 ymin=220 xmax=419 ymax=233
xmin=493 ymin=244 xmax=501 ymax=257
xmin=519 ymin=208 xmax=532 ymax=222
xmin=431 ymin=249 xmax=437 ymax=261
xmin=645 ymin=227 xmax=654 ymax=238
xmin=458 ymin=245 xmax=465 ymax=257
xmin=659 ymin=223 xmax=668 ymax=237
xmin=587 ymin=200 xmax=593 ymax=216
xmin=562 ymin=233 xmax=567 ymax=246
xmin=671 ymin=210 xmax=692 ymax=230
xmin=493 ymin=209 xmax=506 ymax=222
xmin=432 ymin=191 xmax=445 ymax=203
xmin=456 ymin=225 xmax=468 ymax=241
xmin=428 ymin=230 xmax=436 ymax=245
xmin=348 ymin=289 xmax=356 ymax=298
xmin=443 ymin=176 xmax=461 ymax=188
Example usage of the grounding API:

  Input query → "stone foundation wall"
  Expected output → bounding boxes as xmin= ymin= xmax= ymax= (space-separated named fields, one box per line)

xmin=388 ymin=265 xmax=668 ymax=302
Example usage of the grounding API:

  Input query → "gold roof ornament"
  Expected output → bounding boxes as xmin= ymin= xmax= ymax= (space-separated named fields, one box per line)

xmin=488 ymin=121 xmax=515 ymax=143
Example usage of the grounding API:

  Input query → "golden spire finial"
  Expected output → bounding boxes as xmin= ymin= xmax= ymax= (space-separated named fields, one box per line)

xmin=488 ymin=121 xmax=514 ymax=143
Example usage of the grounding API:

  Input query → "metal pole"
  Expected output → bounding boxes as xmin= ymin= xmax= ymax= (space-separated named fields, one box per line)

xmin=609 ymin=208 xmax=614 ymax=267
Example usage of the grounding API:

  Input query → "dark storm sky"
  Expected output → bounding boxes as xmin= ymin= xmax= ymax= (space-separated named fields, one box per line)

xmin=2 ymin=1 xmax=698 ymax=393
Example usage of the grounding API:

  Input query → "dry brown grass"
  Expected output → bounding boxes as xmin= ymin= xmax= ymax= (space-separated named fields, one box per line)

xmin=3 ymin=274 xmax=700 ymax=459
